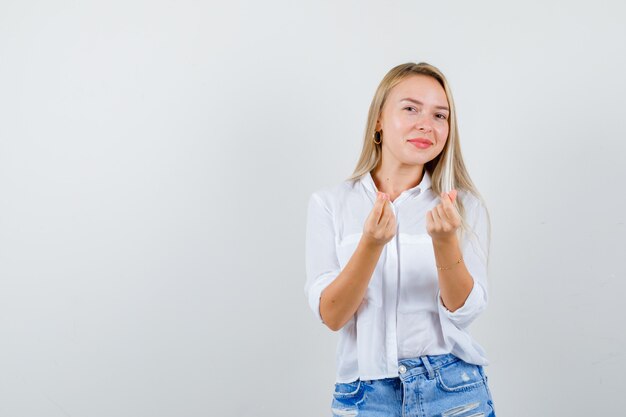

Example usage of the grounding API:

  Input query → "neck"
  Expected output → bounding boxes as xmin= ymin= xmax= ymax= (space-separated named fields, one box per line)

xmin=371 ymin=163 xmax=425 ymax=196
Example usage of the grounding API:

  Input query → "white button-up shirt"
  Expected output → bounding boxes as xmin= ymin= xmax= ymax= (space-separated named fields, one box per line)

xmin=305 ymin=170 xmax=491 ymax=383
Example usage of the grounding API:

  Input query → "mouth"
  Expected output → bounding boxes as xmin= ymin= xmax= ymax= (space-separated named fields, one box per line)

xmin=409 ymin=138 xmax=433 ymax=145
xmin=407 ymin=138 xmax=433 ymax=149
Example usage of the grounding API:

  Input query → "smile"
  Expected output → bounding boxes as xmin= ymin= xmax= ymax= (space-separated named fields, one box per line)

xmin=408 ymin=141 xmax=432 ymax=149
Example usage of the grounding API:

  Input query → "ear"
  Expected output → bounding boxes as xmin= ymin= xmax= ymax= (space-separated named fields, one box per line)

xmin=375 ymin=113 xmax=384 ymax=131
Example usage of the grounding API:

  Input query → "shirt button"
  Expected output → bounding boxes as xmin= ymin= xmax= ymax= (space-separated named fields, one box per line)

xmin=398 ymin=365 xmax=407 ymax=374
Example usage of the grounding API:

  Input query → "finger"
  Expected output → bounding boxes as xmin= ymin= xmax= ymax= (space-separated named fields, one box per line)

xmin=375 ymin=198 xmax=389 ymax=226
xmin=426 ymin=210 xmax=435 ymax=228
xmin=436 ymin=204 xmax=452 ymax=224
xmin=445 ymin=205 xmax=461 ymax=225
xmin=382 ymin=201 xmax=394 ymax=227
xmin=449 ymin=189 xmax=458 ymax=202
xmin=383 ymin=208 xmax=393 ymax=233
xmin=439 ymin=205 xmax=457 ymax=230
xmin=441 ymin=191 xmax=459 ymax=220
xmin=384 ymin=211 xmax=392 ymax=229
xmin=378 ymin=196 xmax=390 ymax=225
xmin=437 ymin=194 xmax=451 ymax=223
xmin=440 ymin=191 xmax=453 ymax=208
xmin=431 ymin=207 xmax=442 ymax=227
xmin=372 ymin=192 xmax=385 ymax=224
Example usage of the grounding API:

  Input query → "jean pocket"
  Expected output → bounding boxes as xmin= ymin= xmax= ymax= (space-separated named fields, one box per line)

xmin=333 ymin=379 xmax=364 ymax=399
xmin=436 ymin=360 xmax=486 ymax=393
xmin=332 ymin=380 xmax=367 ymax=416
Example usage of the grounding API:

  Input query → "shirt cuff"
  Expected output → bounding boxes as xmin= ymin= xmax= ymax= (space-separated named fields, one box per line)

xmin=437 ymin=278 xmax=483 ymax=322
xmin=307 ymin=271 xmax=339 ymax=323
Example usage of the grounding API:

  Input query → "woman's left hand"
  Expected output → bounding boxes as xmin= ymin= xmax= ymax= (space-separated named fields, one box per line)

xmin=426 ymin=190 xmax=461 ymax=242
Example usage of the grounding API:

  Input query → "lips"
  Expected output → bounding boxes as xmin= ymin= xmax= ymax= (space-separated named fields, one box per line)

xmin=407 ymin=138 xmax=433 ymax=145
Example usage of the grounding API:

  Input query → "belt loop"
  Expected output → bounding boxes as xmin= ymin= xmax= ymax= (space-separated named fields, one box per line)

xmin=422 ymin=356 xmax=435 ymax=380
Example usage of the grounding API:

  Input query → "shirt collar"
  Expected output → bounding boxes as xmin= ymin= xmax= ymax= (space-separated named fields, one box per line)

xmin=360 ymin=169 xmax=432 ymax=197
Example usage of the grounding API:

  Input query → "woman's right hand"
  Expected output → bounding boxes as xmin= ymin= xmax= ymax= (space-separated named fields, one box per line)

xmin=319 ymin=191 xmax=395 ymax=331
xmin=362 ymin=192 xmax=397 ymax=247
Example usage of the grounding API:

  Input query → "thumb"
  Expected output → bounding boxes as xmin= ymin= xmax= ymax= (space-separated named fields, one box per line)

xmin=448 ymin=189 xmax=458 ymax=202
xmin=372 ymin=192 xmax=386 ymax=218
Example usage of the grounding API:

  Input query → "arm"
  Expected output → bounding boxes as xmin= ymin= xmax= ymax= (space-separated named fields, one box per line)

xmin=305 ymin=191 xmax=394 ymax=331
xmin=319 ymin=238 xmax=384 ymax=331
xmin=430 ymin=194 xmax=490 ymax=328
xmin=433 ymin=235 xmax=474 ymax=312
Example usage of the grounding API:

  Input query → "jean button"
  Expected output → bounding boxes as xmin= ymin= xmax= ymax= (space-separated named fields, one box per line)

xmin=398 ymin=365 xmax=407 ymax=374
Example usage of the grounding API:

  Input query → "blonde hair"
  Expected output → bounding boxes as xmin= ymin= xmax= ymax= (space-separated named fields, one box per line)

xmin=348 ymin=62 xmax=491 ymax=263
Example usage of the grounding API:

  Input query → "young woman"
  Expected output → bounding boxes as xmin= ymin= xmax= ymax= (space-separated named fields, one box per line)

xmin=305 ymin=62 xmax=496 ymax=416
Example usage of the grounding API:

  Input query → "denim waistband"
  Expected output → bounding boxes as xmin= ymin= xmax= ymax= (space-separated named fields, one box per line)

xmin=398 ymin=353 xmax=459 ymax=379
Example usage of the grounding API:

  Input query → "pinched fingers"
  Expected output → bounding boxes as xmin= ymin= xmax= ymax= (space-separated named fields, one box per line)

xmin=372 ymin=192 xmax=387 ymax=224
xmin=363 ymin=192 xmax=396 ymax=245
xmin=439 ymin=190 xmax=459 ymax=223
xmin=426 ymin=190 xmax=461 ymax=239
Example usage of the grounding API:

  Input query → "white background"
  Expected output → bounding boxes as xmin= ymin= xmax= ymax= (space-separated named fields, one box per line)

xmin=1 ymin=1 xmax=625 ymax=416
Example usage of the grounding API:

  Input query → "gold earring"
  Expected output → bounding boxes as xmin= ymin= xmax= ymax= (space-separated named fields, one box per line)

xmin=373 ymin=130 xmax=382 ymax=144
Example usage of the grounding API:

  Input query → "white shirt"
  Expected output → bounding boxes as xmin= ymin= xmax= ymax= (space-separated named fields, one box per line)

xmin=304 ymin=170 xmax=491 ymax=383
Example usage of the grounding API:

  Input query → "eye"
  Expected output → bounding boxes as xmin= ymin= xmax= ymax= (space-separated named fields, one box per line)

xmin=404 ymin=106 xmax=417 ymax=112
xmin=436 ymin=113 xmax=448 ymax=120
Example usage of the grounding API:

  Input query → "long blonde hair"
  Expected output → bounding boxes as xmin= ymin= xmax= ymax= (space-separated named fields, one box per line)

xmin=348 ymin=62 xmax=491 ymax=263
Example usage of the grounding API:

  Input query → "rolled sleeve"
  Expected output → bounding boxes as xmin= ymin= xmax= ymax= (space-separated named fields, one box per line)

xmin=437 ymin=279 xmax=487 ymax=328
xmin=438 ymin=199 xmax=491 ymax=329
xmin=304 ymin=192 xmax=341 ymax=324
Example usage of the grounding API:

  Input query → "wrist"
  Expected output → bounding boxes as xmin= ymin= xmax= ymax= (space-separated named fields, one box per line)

xmin=359 ymin=235 xmax=386 ymax=251
xmin=432 ymin=234 xmax=458 ymax=247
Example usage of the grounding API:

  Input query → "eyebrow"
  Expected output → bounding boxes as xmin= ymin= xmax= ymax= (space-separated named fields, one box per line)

xmin=400 ymin=98 xmax=449 ymax=112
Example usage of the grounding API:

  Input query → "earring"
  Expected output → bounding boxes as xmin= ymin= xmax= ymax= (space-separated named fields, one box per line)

xmin=373 ymin=130 xmax=382 ymax=144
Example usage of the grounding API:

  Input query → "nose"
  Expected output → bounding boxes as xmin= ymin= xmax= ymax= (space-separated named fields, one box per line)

xmin=415 ymin=114 xmax=433 ymax=132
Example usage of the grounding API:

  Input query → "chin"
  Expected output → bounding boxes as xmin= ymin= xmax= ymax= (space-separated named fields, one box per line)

xmin=402 ymin=153 xmax=430 ymax=165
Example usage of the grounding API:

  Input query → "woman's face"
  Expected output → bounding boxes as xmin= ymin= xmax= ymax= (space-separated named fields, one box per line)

xmin=376 ymin=74 xmax=450 ymax=167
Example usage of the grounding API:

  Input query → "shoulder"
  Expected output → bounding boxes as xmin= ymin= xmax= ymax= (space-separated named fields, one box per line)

xmin=456 ymin=190 xmax=490 ymax=229
xmin=309 ymin=177 xmax=361 ymax=211
xmin=456 ymin=190 xmax=491 ymax=255
xmin=457 ymin=189 xmax=486 ymax=211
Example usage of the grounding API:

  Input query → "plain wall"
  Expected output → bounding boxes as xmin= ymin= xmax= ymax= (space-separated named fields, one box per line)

xmin=1 ymin=1 xmax=625 ymax=416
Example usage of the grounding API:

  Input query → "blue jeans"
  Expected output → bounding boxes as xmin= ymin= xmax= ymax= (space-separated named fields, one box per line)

xmin=331 ymin=353 xmax=496 ymax=417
